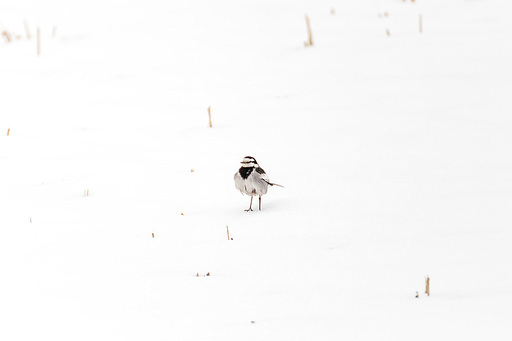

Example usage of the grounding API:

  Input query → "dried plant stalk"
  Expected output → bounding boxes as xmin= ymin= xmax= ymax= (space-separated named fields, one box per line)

xmin=37 ymin=27 xmax=41 ymax=56
xmin=305 ymin=15 xmax=313 ymax=46
xmin=2 ymin=30 xmax=13 ymax=43
xmin=226 ymin=225 xmax=230 ymax=240
xmin=425 ymin=276 xmax=430 ymax=296
xmin=208 ymin=106 xmax=212 ymax=128
xmin=24 ymin=20 xmax=31 ymax=39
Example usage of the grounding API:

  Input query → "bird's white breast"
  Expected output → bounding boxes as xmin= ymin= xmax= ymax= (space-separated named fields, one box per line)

xmin=234 ymin=169 xmax=269 ymax=196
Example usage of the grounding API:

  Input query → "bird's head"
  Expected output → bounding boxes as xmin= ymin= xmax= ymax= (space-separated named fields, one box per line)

xmin=240 ymin=156 xmax=258 ymax=168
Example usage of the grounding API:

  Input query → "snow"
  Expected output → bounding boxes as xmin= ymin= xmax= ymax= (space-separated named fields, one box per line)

xmin=1 ymin=0 xmax=512 ymax=339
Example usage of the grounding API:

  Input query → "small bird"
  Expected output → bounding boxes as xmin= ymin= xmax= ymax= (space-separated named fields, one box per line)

xmin=234 ymin=156 xmax=283 ymax=211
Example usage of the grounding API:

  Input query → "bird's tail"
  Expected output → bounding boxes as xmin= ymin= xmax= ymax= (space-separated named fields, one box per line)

xmin=264 ymin=180 xmax=284 ymax=188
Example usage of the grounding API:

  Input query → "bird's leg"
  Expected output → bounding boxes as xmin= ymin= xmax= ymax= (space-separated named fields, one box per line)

xmin=259 ymin=196 xmax=262 ymax=211
xmin=245 ymin=196 xmax=253 ymax=212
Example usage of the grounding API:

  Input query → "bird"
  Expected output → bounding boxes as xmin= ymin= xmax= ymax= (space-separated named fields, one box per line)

xmin=234 ymin=156 xmax=283 ymax=211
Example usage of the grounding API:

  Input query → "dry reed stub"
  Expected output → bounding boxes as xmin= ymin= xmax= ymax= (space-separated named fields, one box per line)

xmin=305 ymin=15 xmax=313 ymax=47
xmin=196 ymin=272 xmax=211 ymax=277
xmin=208 ymin=106 xmax=212 ymax=128
xmin=226 ymin=225 xmax=230 ymax=240
xmin=37 ymin=27 xmax=41 ymax=56
xmin=152 ymin=233 xmax=154 ymax=238
xmin=7 ymin=128 xmax=10 ymax=136
xmin=425 ymin=276 xmax=430 ymax=296
xmin=24 ymin=20 xmax=31 ymax=39
xmin=2 ymin=30 xmax=13 ymax=43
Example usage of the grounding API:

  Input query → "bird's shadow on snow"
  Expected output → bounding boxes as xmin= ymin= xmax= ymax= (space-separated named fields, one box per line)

xmin=231 ymin=198 xmax=289 ymax=215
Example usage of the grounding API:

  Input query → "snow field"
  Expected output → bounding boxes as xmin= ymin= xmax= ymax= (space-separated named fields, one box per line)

xmin=1 ymin=0 xmax=512 ymax=340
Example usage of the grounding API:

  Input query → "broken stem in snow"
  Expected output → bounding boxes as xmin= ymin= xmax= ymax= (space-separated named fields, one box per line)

xmin=208 ymin=106 xmax=212 ymax=128
xmin=37 ymin=27 xmax=41 ymax=56
xmin=305 ymin=15 xmax=313 ymax=46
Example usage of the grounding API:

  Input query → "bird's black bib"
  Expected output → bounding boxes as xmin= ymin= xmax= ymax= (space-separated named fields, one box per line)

xmin=239 ymin=167 xmax=254 ymax=179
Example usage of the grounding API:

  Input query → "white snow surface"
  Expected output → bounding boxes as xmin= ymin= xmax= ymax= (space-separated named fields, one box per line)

xmin=1 ymin=0 xmax=512 ymax=339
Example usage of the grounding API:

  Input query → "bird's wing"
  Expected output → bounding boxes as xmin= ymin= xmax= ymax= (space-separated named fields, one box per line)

xmin=255 ymin=167 xmax=269 ymax=181
xmin=256 ymin=167 xmax=284 ymax=187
